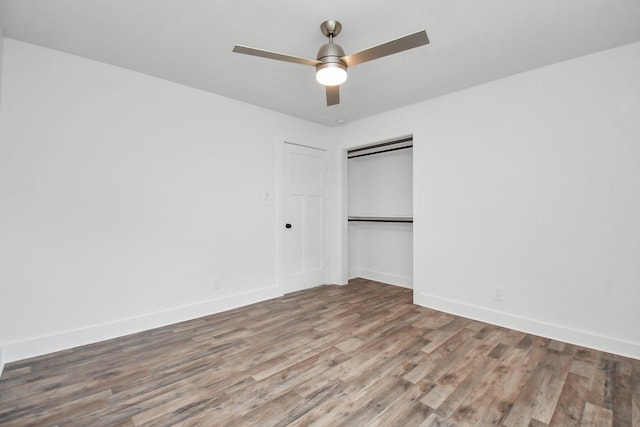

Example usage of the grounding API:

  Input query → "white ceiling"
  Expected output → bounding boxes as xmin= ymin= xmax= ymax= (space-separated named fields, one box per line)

xmin=1 ymin=0 xmax=640 ymax=126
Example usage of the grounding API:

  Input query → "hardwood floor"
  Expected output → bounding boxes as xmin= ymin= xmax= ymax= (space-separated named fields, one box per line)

xmin=1 ymin=278 xmax=638 ymax=426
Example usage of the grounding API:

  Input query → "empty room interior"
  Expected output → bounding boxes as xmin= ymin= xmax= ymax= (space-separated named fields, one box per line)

xmin=0 ymin=1 xmax=639 ymax=426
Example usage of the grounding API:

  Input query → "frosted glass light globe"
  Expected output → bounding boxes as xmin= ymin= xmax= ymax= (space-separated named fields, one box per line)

xmin=316 ymin=63 xmax=347 ymax=86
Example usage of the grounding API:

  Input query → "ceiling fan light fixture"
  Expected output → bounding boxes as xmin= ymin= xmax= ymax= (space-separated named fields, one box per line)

xmin=233 ymin=19 xmax=429 ymax=105
xmin=315 ymin=62 xmax=347 ymax=86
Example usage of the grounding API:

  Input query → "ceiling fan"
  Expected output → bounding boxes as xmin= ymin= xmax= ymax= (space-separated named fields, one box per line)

xmin=232 ymin=20 xmax=429 ymax=106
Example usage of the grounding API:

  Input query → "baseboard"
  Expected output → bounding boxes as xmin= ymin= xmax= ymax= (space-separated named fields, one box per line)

xmin=414 ymin=291 xmax=640 ymax=360
xmin=1 ymin=286 xmax=282 ymax=364
xmin=0 ymin=347 xmax=4 ymax=379
xmin=355 ymin=269 xmax=413 ymax=289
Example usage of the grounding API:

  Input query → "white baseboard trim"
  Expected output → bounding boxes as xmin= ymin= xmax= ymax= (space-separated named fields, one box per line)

xmin=414 ymin=291 xmax=640 ymax=360
xmin=1 ymin=286 xmax=282 ymax=364
xmin=355 ymin=269 xmax=413 ymax=289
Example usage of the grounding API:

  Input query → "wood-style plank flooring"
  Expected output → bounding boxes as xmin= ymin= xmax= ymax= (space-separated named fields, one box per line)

xmin=1 ymin=279 xmax=638 ymax=426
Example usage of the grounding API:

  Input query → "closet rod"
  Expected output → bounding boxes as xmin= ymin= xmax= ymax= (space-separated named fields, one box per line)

xmin=348 ymin=136 xmax=412 ymax=154
xmin=347 ymin=144 xmax=412 ymax=159
xmin=348 ymin=216 xmax=413 ymax=223
xmin=347 ymin=137 xmax=412 ymax=159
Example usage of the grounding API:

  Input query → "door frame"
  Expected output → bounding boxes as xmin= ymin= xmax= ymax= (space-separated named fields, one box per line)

xmin=277 ymin=141 xmax=330 ymax=293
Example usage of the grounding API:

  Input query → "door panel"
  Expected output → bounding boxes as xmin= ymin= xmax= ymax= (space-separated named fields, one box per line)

xmin=306 ymin=194 xmax=323 ymax=271
xmin=283 ymin=143 xmax=327 ymax=292
xmin=288 ymin=193 xmax=304 ymax=275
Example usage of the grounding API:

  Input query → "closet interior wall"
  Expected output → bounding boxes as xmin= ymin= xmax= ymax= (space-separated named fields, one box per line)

xmin=347 ymin=142 xmax=413 ymax=288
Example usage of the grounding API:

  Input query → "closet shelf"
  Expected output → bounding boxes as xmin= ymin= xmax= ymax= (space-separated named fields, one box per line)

xmin=348 ymin=216 xmax=413 ymax=223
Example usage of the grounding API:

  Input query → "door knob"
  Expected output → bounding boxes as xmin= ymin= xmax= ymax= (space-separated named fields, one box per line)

xmin=285 ymin=223 xmax=292 ymax=229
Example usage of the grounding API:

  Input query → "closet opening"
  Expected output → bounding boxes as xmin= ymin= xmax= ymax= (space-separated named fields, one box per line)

xmin=347 ymin=136 xmax=413 ymax=288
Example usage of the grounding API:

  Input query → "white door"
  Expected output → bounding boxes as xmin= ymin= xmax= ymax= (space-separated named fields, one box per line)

xmin=283 ymin=143 xmax=327 ymax=292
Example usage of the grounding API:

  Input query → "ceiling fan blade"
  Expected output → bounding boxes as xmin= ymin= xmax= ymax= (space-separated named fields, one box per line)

xmin=326 ymin=85 xmax=340 ymax=106
xmin=233 ymin=45 xmax=320 ymax=67
xmin=342 ymin=30 xmax=429 ymax=67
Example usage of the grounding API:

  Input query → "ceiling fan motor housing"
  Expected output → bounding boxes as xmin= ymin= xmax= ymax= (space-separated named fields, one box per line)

xmin=318 ymin=19 xmax=345 ymax=69
xmin=316 ymin=42 xmax=346 ymax=66
xmin=316 ymin=41 xmax=347 ymax=75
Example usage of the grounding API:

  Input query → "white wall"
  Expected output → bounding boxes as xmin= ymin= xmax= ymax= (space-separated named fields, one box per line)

xmin=0 ymin=24 xmax=3 ymax=375
xmin=348 ymin=148 xmax=413 ymax=287
xmin=349 ymin=222 xmax=413 ymax=287
xmin=0 ymin=23 xmax=3 ymax=103
xmin=2 ymin=37 xmax=639 ymax=366
xmin=333 ymin=42 xmax=640 ymax=359
xmin=348 ymin=148 xmax=413 ymax=217
xmin=0 ymin=39 xmax=330 ymax=363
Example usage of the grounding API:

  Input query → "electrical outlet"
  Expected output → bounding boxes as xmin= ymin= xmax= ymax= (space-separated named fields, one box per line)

xmin=213 ymin=277 xmax=222 ymax=290
xmin=493 ymin=287 xmax=503 ymax=301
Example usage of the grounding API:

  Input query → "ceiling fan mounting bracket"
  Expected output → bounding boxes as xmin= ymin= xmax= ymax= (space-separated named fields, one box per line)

xmin=320 ymin=20 xmax=342 ymax=38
